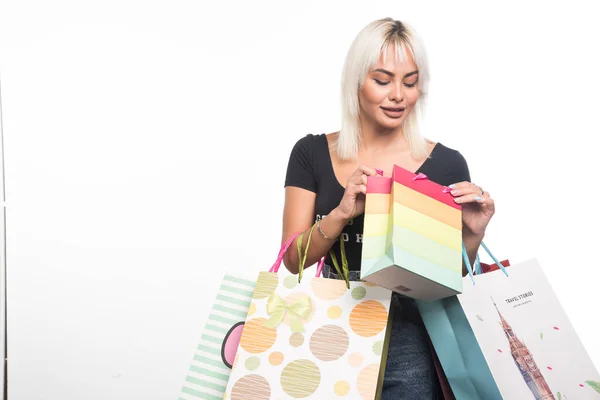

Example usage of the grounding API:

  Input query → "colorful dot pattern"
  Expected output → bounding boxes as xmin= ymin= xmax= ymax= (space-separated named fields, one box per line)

xmin=280 ymin=359 xmax=321 ymax=397
xmin=230 ymin=374 xmax=270 ymax=400
xmin=349 ymin=300 xmax=388 ymax=337
xmin=224 ymin=273 xmax=392 ymax=399
xmin=334 ymin=380 xmax=350 ymax=396
xmin=310 ymin=325 xmax=349 ymax=361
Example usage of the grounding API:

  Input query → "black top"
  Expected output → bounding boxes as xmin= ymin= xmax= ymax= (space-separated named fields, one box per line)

xmin=284 ymin=133 xmax=471 ymax=272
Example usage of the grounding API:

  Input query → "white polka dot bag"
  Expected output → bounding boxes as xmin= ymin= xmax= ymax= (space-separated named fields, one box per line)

xmin=224 ymin=224 xmax=394 ymax=400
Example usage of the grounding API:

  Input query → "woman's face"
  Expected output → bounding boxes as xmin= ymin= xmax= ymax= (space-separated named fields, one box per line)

xmin=359 ymin=46 xmax=420 ymax=132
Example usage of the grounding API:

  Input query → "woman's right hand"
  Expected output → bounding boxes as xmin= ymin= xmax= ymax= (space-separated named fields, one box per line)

xmin=334 ymin=165 xmax=380 ymax=222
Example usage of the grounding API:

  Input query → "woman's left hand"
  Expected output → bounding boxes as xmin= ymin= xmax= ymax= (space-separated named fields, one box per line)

xmin=449 ymin=181 xmax=495 ymax=237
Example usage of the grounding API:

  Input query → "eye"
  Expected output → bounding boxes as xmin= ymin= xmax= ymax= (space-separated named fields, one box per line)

xmin=404 ymin=81 xmax=418 ymax=88
xmin=374 ymin=78 xmax=390 ymax=86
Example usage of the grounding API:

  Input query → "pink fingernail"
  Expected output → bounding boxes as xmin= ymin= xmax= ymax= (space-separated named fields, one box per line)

xmin=375 ymin=169 xmax=383 ymax=176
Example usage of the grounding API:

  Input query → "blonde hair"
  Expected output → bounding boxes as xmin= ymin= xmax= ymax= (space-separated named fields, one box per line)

xmin=335 ymin=18 xmax=430 ymax=160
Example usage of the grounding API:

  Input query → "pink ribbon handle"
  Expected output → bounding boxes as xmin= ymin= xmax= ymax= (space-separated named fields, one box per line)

xmin=412 ymin=171 xmax=453 ymax=196
xmin=269 ymin=232 xmax=301 ymax=273
xmin=315 ymin=256 xmax=325 ymax=278
xmin=412 ymin=172 xmax=428 ymax=181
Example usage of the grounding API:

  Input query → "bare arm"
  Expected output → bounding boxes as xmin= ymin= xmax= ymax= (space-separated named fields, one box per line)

xmin=281 ymin=187 xmax=349 ymax=274
xmin=281 ymin=165 xmax=379 ymax=275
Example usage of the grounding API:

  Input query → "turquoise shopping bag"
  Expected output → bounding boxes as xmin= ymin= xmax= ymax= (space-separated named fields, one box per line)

xmin=416 ymin=243 xmax=505 ymax=399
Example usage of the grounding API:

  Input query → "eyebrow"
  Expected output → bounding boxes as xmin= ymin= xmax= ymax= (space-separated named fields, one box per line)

xmin=373 ymin=69 xmax=419 ymax=78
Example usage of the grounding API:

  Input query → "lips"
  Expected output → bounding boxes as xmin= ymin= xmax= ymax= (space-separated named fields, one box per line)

xmin=381 ymin=106 xmax=406 ymax=118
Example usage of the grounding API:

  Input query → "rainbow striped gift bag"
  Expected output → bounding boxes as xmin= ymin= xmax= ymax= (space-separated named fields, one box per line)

xmin=361 ymin=165 xmax=463 ymax=302
xmin=178 ymin=273 xmax=256 ymax=400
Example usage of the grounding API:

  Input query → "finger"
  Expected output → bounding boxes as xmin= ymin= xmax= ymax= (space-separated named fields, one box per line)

xmin=348 ymin=183 xmax=367 ymax=196
xmin=454 ymin=193 xmax=486 ymax=204
xmin=348 ymin=172 xmax=369 ymax=186
xmin=448 ymin=181 xmax=472 ymax=190
xmin=352 ymin=184 xmax=367 ymax=196
xmin=478 ymin=197 xmax=496 ymax=214
xmin=450 ymin=186 xmax=481 ymax=197
xmin=451 ymin=182 xmax=485 ymax=195
xmin=357 ymin=165 xmax=379 ymax=176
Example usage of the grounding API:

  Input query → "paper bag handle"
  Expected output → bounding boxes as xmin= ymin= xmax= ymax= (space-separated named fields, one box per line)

xmin=269 ymin=232 xmax=301 ymax=273
xmin=315 ymin=256 xmax=325 ymax=278
xmin=296 ymin=222 xmax=349 ymax=286
xmin=272 ymin=225 xmax=344 ymax=281
xmin=462 ymin=241 xmax=508 ymax=284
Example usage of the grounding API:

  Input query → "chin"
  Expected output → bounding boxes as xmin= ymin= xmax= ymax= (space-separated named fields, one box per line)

xmin=377 ymin=118 xmax=404 ymax=131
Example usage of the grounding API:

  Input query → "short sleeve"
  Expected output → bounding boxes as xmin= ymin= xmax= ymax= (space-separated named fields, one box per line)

xmin=284 ymin=135 xmax=318 ymax=193
xmin=452 ymin=151 xmax=471 ymax=184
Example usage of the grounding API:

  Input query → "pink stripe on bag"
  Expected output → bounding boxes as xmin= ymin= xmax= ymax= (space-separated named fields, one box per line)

xmin=392 ymin=165 xmax=460 ymax=210
xmin=366 ymin=176 xmax=393 ymax=194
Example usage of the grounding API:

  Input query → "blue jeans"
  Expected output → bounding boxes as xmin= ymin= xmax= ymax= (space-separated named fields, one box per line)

xmin=322 ymin=265 xmax=441 ymax=399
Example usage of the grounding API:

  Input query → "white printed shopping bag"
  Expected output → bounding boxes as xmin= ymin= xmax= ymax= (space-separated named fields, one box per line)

xmin=419 ymin=246 xmax=600 ymax=400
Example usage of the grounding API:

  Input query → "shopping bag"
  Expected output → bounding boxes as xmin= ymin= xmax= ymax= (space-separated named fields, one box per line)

xmin=361 ymin=165 xmax=463 ymax=301
xmin=178 ymin=238 xmax=312 ymax=399
xmin=224 ymin=225 xmax=394 ymax=400
xmin=418 ymin=244 xmax=600 ymax=399
xmin=178 ymin=272 xmax=256 ymax=400
xmin=427 ymin=256 xmax=511 ymax=400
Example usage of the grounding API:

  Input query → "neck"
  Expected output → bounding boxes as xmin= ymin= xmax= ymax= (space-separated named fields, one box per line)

xmin=359 ymin=116 xmax=408 ymax=153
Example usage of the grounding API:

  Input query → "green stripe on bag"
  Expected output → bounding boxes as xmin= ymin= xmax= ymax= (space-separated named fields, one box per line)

xmin=196 ymin=344 xmax=220 ymax=355
xmin=219 ymin=284 xmax=253 ymax=298
xmin=193 ymin=355 xmax=230 ymax=370
xmin=201 ymin=334 xmax=223 ymax=345
xmin=208 ymin=314 xmax=237 ymax=326
xmin=189 ymin=365 xmax=230 ymax=382
xmin=204 ymin=324 xmax=228 ymax=334
xmin=185 ymin=375 xmax=226 ymax=392
xmin=181 ymin=386 xmax=223 ymax=400
xmin=211 ymin=304 xmax=248 ymax=318
xmin=215 ymin=294 xmax=251 ymax=308
xmin=223 ymin=275 xmax=256 ymax=288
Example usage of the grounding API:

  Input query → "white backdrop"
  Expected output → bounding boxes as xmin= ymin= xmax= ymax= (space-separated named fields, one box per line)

xmin=1 ymin=79 xmax=6 ymax=399
xmin=1 ymin=1 xmax=599 ymax=399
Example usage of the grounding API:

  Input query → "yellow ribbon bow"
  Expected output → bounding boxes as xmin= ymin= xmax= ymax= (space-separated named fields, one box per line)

xmin=263 ymin=292 xmax=312 ymax=333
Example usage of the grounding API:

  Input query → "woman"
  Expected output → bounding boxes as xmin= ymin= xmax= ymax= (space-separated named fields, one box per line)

xmin=281 ymin=18 xmax=495 ymax=399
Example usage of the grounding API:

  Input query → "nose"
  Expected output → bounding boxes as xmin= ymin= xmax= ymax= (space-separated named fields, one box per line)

xmin=389 ymin=83 xmax=403 ymax=103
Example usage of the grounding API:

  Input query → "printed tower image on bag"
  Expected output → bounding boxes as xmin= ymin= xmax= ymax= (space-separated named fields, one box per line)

xmin=494 ymin=299 xmax=555 ymax=400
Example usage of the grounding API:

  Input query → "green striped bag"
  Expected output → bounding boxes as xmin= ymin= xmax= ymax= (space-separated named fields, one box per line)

xmin=178 ymin=273 xmax=256 ymax=400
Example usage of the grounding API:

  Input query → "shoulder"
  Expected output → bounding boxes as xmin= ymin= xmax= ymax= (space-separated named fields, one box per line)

xmin=288 ymin=133 xmax=330 ymax=166
xmin=285 ymin=133 xmax=329 ymax=191
xmin=431 ymin=142 xmax=467 ymax=165
xmin=427 ymin=142 xmax=471 ymax=184
xmin=291 ymin=133 xmax=327 ymax=152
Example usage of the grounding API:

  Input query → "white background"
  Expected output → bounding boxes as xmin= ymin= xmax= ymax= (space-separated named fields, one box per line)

xmin=1 ymin=1 xmax=599 ymax=399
